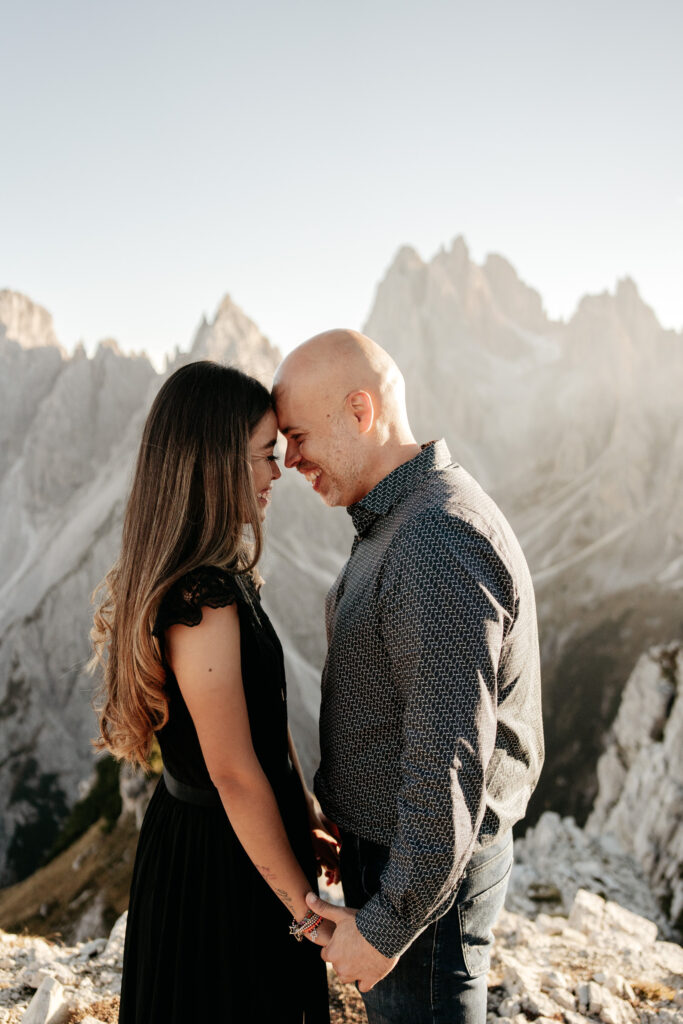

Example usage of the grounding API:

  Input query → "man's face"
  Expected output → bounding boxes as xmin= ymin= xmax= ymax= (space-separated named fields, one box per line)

xmin=275 ymin=385 xmax=364 ymax=508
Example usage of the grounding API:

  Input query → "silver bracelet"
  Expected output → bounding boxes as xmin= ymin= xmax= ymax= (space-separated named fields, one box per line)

xmin=289 ymin=910 xmax=322 ymax=942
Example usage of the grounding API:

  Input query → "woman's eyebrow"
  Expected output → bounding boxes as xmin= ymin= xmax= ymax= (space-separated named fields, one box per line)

xmin=261 ymin=438 xmax=278 ymax=450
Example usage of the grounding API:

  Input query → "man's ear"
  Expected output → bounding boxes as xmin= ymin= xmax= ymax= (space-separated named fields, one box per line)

xmin=347 ymin=391 xmax=375 ymax=434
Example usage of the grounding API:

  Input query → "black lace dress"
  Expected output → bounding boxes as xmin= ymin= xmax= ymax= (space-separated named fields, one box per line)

xmin=118 ymin=566 xmax=329 ymax=1023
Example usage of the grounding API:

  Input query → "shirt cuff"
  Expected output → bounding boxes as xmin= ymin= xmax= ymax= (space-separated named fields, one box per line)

xmin=355 ymin=891 xmax=426 ymax=959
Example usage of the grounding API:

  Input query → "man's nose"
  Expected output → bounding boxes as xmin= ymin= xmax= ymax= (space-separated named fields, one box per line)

xmin=284 ymin=438 xmax=300 ymax=469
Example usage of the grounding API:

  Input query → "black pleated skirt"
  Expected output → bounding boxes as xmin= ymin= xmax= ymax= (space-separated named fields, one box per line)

xmin=118 ymin=778 xmax=329 ymax=1023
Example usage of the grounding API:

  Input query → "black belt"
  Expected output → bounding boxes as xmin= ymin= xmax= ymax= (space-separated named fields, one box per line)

xmin=162 ymin=767 xmax=222 ymax=808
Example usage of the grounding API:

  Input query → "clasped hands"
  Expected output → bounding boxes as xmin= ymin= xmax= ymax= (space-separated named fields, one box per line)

xmin=305 ymin=802 xmax=398 ymax=990
xmin=304 ymin=892 xmax=398 ymax=993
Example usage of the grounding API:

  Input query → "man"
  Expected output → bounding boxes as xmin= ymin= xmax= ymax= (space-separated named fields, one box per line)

xmin=274 ymin=330 xmax=543 ymax=1024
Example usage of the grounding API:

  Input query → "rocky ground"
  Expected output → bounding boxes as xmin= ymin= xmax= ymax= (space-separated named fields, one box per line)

xmin=1 ymin=643 xmax=680 ymax=1021
xmin=1 ymin=800 xmax=681 ymax=1022
xmin=1 ymin=883 xmax=681 ymax=1023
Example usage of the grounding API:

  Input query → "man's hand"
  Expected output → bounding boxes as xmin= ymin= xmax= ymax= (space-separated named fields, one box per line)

xmin=307 ymin=799 xmax=341 ymax=885
xmin=305 ymin=891 xmax=399 ymax=992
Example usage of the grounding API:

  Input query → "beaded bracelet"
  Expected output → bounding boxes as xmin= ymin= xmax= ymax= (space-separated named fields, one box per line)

xmin=289 ymin=910 xmax=323 ymax=942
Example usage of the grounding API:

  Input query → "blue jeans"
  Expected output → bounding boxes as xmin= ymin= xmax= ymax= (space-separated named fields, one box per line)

xmin=340 ymin=830 xmax=513 ymax=1024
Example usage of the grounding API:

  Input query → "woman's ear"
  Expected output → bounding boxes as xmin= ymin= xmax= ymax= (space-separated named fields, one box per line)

xmin=347 ymin=390 xmax=375 ymax=434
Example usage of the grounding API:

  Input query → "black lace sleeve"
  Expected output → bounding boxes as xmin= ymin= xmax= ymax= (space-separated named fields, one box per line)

xmin=153 ymin=566 xmax=246 ymax=637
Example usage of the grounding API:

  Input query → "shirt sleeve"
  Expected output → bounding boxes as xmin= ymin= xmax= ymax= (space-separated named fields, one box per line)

xmin=354 ymin=510 xmax=514 ymax=957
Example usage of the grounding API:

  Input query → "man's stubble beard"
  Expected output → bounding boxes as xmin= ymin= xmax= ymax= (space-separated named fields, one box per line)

xmin=321 ymin=447 xmax=365 ymax=508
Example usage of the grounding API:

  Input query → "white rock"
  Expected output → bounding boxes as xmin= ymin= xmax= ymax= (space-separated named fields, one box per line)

xmin=578 ymin=981 xmax=607 ymax=1014
xmin=604 ymin=900 xmax=658 ymax=944
xmin=535 ymin=914 xmax=567 ymax=935
xmin=77 ymin=938 xmax=106 ymax=959
xmin=549 ymin=986 xmax=577 ymax=1010
xmin=563 ymin=1013 xmax=593 ymax=1024
xmin=498 ymin=997 xmax=521 ymax=1016
xmin=599 ymin=993 xmax=638 ymax=1024
xmin=25 ymin=938 xmax=56 ymax=965
xmin=17 ymin=967 xmax=47 ymax=990
xmin=653 ymin=940 xmax=683 ymax=975
xmin=522 ymin=991 xmax=562 ymax=1018
xmin=503 ymin=962 xmax=539 ymax=995
xmin=542 ymin=968 xmax=569 ymax=990
xmin=101 ymin=910 xmax=127 ymax=963
xmin=600 ymin=975 xmax=636 ymax=1001
xmin=18 ymin=964 xmax=75 ymax=990
xmin=570 ymin=890 xmax=608 ymax=934
xmin=20 ymin=976 xmax=66 ymax=1024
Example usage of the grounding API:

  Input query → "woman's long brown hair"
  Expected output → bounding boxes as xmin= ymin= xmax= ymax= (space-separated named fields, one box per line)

xmin=91 ymin=360 xmax=273 ymax=766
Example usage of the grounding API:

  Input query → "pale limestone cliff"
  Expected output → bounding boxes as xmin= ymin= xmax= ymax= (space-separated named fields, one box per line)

xmin=0 ymin=291 xmax=350 ymax=886
xmin=2 ymin=239 xmax=681 ymax=885
xmin=364 ymin=236 xmax=683 ymax=821
xmin=587 ymin=644 xmax=683 ymax=929
xmin=0 ymin=290 xmax=62 ymax=352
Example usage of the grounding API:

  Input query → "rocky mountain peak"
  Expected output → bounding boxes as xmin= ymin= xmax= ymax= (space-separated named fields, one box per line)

xmin=450 ymin=233 xmax=470 ymax=259
xmin=391 ymin=244 xmax=424 ymax=274
xmin=187 ymin=293 xmax=280 ymax=384
xmin=431 ymin=234 xmax=472 ymax=289
xmin=0 ymin=290 xmax=64 ymax=353
xmin=213 ymin=292 xmax=245 ymax=324
xmin=482 ymin=253 xmax=551 ymax=333
xmin=570 ymin=278 xmax=663 ymax=344
xmin=94 ymin=337 xmax=123 ymax=358
xmin=614 ymin=276 xmax=665 ymax=343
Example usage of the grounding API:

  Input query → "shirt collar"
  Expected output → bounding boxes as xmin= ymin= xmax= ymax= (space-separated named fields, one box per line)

xmin=348 ymin=439 xmax=453 ymax=537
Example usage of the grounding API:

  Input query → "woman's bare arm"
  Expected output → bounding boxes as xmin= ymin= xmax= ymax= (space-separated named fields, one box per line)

xmin=166 ymin=603 xmax=327 ymax=928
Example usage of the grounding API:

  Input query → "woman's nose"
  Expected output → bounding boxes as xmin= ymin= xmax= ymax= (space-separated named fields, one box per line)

xmin=271 ymin=459 xmax=282 ymax=480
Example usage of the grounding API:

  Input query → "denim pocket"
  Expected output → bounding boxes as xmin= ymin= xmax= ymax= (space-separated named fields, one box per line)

xmin=359 ymin=842 xmax=390 ymax=900
xmin=457 ymin=850 xmax=512 ymax=977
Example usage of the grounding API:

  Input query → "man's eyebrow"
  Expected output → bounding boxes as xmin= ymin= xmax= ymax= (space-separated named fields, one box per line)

xmin=279 ymin=425 xmax=299 ymax=436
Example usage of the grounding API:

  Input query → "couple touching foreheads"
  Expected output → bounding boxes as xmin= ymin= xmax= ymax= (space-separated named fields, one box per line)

xmin=92 ymin=329 xmax=543 ymax=1024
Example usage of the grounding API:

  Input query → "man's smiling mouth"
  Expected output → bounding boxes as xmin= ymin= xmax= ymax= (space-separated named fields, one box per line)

xmin=301 ymin=467 xmax=322 ymax=489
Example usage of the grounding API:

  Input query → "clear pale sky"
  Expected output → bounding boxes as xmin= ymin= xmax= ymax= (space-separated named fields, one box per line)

xmin=2 ymin=0 xmax=681 ymax=366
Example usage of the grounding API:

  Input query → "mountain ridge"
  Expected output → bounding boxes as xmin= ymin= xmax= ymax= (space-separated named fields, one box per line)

xmin=1 ymin=236 xmax=680 ymax=884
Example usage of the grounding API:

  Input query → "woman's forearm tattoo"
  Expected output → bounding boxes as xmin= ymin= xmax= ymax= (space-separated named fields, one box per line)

xmin=255 ymin=865 xmax=295 ymax=913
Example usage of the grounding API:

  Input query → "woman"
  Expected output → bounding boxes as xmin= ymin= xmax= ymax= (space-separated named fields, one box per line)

xmin=91 ymin=360 xmax=337 ymax=1022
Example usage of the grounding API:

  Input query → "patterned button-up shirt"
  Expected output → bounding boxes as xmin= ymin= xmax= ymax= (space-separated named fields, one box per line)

xmin=314 ymin=439 xmax=543 ymax=957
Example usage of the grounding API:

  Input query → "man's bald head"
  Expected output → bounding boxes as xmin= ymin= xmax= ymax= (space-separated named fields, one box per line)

xmin=273 ymin=329 xmax=419 ymax=507
xmin=274 ymin=329 xmax=407 ymax=425
xmin=276 ymin=328 xmax=393 ymax=375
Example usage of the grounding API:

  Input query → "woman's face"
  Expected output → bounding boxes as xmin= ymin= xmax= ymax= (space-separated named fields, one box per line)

xmin=249 ymin=409 xmax=281 ymax=519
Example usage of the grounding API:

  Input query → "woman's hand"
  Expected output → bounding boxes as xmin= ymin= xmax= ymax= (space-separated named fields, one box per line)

xmin=307 ymin=796 xmax=341 ymax=885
